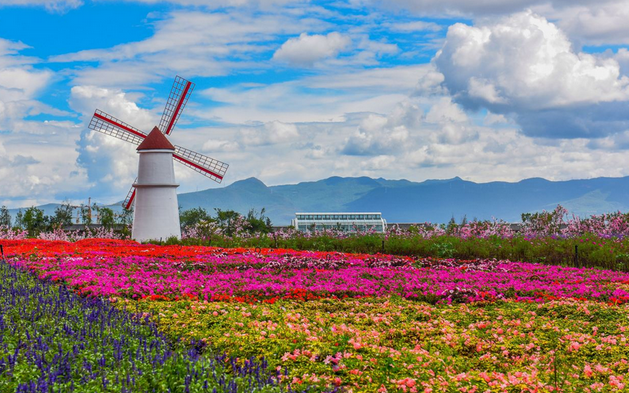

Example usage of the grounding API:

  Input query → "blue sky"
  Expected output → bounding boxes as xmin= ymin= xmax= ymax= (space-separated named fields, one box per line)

xmin=2 ymin=0 xmax=629 ymax=208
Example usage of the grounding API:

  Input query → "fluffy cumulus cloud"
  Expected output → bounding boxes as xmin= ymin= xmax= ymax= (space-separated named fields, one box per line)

xmin=70 ymin=85 xmax=158 ymax=201
xmin=342 ymin=101 xmax=421 ymax=156
xmin=433 ymin=11 xmax=629 ymax=138
xmin=557 ymin=3 xmax=629 ymax=46
xmin=0 ymin=39 xmax=52 ymax=111
xmin=0 ymin=37 xmax=90 ymax=206
xmin=273 ymin=32 xmax=351 ymax=67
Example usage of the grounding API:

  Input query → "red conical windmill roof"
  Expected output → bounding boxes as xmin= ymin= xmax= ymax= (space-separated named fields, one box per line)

xmin=137 ymin=127 xmax=175 ymax=151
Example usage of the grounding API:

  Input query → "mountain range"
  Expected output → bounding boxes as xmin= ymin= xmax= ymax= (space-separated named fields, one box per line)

xmin=8 ymin=176 xmax=629 ymax=225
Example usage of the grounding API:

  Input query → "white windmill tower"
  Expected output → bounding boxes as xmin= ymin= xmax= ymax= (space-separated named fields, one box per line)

xmin=87 ymin=76 xmax=229 ymax=242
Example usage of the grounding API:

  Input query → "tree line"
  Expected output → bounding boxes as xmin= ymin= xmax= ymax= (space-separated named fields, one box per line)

xmin=0 ymin=203 xmax=132 ymax=237
xmin=0 ymin=203 xmax=272 ymax=238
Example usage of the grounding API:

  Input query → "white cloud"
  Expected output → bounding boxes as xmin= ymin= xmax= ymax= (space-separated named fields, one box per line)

xmin=436 ymin=11 xmax=629 ymax=108
xmin=0 ymin=38 xmax=88 ymax=206
xmin=544 ymin=2 xmax=629 ymax=46
xmin=483 ymin=112 xmax=509 ymax=125
xmin=116 ymin=0 xmax=302 ymax=8
xmin=201 ymin=73 xmax=412 ymax=124
xmin=433 ymin=11 xmax=629 ymax=138
xmin=273 ymin=32 xmax=351 ymax=66
xmin=70 ymin=85 xmax=160 ymax=200
xmin=0 ymin=0 xmax=82 ymax=13
xmin=372 ymin=0 xmax=620 ymax=18
xmin=237 ymin=120 xmax=300 ymax=146
xmin=202 ymin=139 xmax=241 ymax=153
xmin=69 ymin=85 xmax=156 ymax=130
xmin=51 ymin=10 xmax=323 ymax=87
xmin=342 ymin=101 xmax=420 ymax=155
xmin=0 ymin=40 xmax=52 ymax=106
xmin=389 ymin=21 xmax=442 ymax=32
xmin=305 ymin=65 xmax=427 ymax=92
xmin=371 ymin=0 xmax=629 ymax=47
xmin=425 ymin=97 xmax=467 ymax=123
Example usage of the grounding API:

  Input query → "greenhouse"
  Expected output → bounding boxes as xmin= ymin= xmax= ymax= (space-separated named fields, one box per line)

xmin=291 ymin=212 xmax=387 ymax=233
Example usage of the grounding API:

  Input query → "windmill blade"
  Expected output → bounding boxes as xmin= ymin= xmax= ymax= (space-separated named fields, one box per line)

xmin=89 ymin=110 xmax=147 ymax=145
xmin=173 ymin=145 xmax=228 ymax=183
xmin=122 ymin=180 xmax=137 ymax=210
xmin=159 ymin=76 xmax=195 ymax=136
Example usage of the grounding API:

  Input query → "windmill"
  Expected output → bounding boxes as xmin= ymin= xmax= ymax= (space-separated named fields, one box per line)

xmin=87 ymin=76 xmax=228 ymax=242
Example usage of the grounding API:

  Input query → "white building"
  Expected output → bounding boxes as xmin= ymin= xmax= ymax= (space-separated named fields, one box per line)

xmin=291 ymin=212 xmax=387 ymax=233
xmin=132 ymin=127 xmax=181 ymax=242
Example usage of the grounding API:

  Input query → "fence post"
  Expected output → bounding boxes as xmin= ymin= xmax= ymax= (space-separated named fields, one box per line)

xmin=574 ymin=245 xmax=579 ymax=268
xmin=382 ymin=239 xmax=385 ymax=253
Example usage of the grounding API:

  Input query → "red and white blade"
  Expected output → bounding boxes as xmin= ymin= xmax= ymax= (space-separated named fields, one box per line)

xmin=159 ymin=76 xmax=195 ymax=136
xmin=89 ymin=110 xmax=147 ymax=145
xmin=173 ymin=145 xmax=228 ymax=183
xmin=122 ymin=180 xmax=137 ymax=210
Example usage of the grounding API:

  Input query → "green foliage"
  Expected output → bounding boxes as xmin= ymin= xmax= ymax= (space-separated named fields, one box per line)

xmin=80 ymin=203 xmax=95 ymax=225
xmin=116 ymin=208 xmax=133 ymax=238
xmin=50 ymin=202 xmax=74 ymax=228
xmin=244 ymin=208 xmax=272 ymax=234
xmin=96 ymin=206 xmax=116 ymax=229
xmin=14 ymin=210 xmax=24 ymax=229
xmin=22 ymin=206 xmax=48 ymax=236
xmin=214 ymin=208 xmax=242 ymax=237
xmin=180 ymin=207 xmax=212 ymax=229
xmin=0 ymin=205 xmax=11 ymax=227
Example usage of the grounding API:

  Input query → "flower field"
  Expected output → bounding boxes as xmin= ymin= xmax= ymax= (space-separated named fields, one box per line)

xmin=2 ymin=238 xmax=629 ymax=392
xmin=0 ymin=257 xmax=308 ymax=393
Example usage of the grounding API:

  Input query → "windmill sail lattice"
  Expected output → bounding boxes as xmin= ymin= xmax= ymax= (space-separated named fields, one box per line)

xmin=159 ymin=76 xmax=194 ymax=136
xmin=89 ymin=110 xmax=147 ymax=145
xmin=122 ymin=178 xmax=138 ymax=211
xmin=87 ymin=76 xmax=228 ymax=211
xmin=173 ymin=146 xmax=228 ymax=182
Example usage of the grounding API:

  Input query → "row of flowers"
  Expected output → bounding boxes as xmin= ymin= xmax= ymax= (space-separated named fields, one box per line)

xmin=4 ymin=239 xmax=629 ymax=305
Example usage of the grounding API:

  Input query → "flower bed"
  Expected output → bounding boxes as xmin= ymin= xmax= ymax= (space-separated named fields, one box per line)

xmin=7 ymin=240 xmax=629 ymax=305
xmin=126 ymin=297 xmax=629 ymax=393
xmin=0 ymin=260 xmax=313 ymax=393
xmin=2 ymin=239 xmax=629 ymax=392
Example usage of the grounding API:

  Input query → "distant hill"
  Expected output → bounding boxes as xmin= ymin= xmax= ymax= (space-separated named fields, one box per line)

xmin=8 ymin=176 xmax=629 ymax=225
xmin=178 ymin=175 xmax=629 ymax=224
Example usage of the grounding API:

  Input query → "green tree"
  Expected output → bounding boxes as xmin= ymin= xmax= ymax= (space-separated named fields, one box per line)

xmin=117 ymin=208 xmax=133 ymax=226
xmin=96 ymin=206 xmax=115 ymax=229
xmin=0 ymin=206 xmax=11 ymax=227
xmin=50 ymin=202 xmax=74 ymax=229
xmin=22 ymin=206 xmax=48 ymax=236
xmin=14 ymin=210 xmax=24 ymax=229
xmin=245 ymin=208 xmax=272 ymax=234
xmin=180 ymin=207 xmax=212 ymax=228
xmin=214 ymin=208 xmax=242 ymax=237
xmin=80 ymin=203 xmax=96 ymax=225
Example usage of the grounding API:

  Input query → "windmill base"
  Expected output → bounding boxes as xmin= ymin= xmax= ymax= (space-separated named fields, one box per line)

xmin=132 ymin=184 xmax=181 ymax=243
